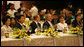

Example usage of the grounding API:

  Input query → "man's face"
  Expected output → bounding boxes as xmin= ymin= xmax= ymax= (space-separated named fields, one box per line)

xmin=6 ymin=19 xmax=10 ymax=26
xmin=47 ymin=14 xmax=52 ymax=21
xmin=76 ymin=16 xmax=81 ymax=21
xmin=19 ymin=16 xmax=25 ymax=24
xmin=36 ymin=16 xmax=40 ymax=22
xmin=63 ymin=9 xmax=66 ymax=14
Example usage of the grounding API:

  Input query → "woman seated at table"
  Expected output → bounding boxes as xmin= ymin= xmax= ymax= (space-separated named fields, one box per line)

xmin=72 ymin=14 xmax=82 ymax=28
xmin=57 ymin=16 xmax=68 ymax=31
xmin=1 ymin=16 xmax=13 ymax=36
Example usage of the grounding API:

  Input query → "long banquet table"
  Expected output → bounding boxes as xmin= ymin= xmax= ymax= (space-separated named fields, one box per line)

xmin=1 ymin=33 xmax=83 ymax=46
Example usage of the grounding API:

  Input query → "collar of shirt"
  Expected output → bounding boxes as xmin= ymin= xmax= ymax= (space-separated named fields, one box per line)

xmin=35 ymin=21 xmax=39 ymax=25
xmin=17 ymin=21 xmax=24 ymax=26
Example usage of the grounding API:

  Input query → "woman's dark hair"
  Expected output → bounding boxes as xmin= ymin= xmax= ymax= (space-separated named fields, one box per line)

xmin=2 ymin=16 xmax=10 ymax=24
xmin=9 ymin=3 xmax=14 ymax=7
xmin=59 ymin=16 xmax=65 ymax=19
xmin=9 ymin=3 xmax=15 ymax=10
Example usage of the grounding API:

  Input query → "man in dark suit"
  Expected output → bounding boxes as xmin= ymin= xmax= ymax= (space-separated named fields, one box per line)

xmin=43 ymin=14 xmax=53 ymax=30
xmin=15 ymin=15 xmax=26 ymax=29
xmin=30 ymin=15 xmax=41 ymax=34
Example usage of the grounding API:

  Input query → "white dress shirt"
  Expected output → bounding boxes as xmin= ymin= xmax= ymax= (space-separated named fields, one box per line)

xmin=57 ymin=22 xmax=68 ymax=31
xmin=1 ymin=25 xmax=13 ymax=36
xmin=7 ymin=9 xmax=17 ymax=18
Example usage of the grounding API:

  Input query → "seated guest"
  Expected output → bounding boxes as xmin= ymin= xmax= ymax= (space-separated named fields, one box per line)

xmin=7 ymin=3 xmax=17 ymax=18
xmin=10 ymin=17 xmax=16 ymax=29
xmin=57 ymin=16 xmax=68 ymax=31
xmin=1 ymin=16 xmax=13 ymax=36
xmin=65 ymin=11 xmax=73 ymax=25
xmin=51 ymin=14 xmax=59 ymax=25
xmin=43 ymin=14 xmax=54 ymax=29
xmin=15 ymin=15 xmax=26 ymax=29
xmin=72 ymin=14 xmax=82 ymax=28
xmin=30 ymin=15 xmax=41 ymax=34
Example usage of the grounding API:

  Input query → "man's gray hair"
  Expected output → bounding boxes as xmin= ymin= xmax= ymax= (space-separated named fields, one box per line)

xmin=45 ymin=13 xmax=51 ymax=19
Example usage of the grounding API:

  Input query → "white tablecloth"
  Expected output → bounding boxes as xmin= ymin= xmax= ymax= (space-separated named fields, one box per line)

xmin=1 ymin=33 xmax=83 ymax=46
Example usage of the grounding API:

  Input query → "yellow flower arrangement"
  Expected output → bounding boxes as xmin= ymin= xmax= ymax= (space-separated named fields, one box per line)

xmin=70 ymin=27 xmax=83 ymax=35
xmin=44 ymin=28 xmax=59 ymax=37
xmin=12 ymin=28 xmax=31 ymax=40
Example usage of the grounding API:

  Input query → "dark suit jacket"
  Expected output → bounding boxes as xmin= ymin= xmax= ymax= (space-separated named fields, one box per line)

xmin=30 ymin=21 xmax=41 ymax=34
xmin=72 ymin=20 xmax=81 ymax=28
xmin=15 ymin=22 xmax=26 ymax=30
xmin=43 ymin=21 xmax=50 ymax=30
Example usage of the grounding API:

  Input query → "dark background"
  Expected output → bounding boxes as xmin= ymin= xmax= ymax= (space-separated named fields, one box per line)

xmin=36 ymin=1 xmax=83 ymax=10
xmin=1 ymin=0 xmax=83 ymax=15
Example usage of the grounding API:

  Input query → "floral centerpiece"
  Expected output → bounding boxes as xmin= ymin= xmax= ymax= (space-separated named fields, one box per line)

xmin=69 ymin=27 xmax=83 ymax=35
xmin=12 ymin=28 xmax=31 ymax=41
xmin=43 ymin=28 xmax=60 ymax=38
